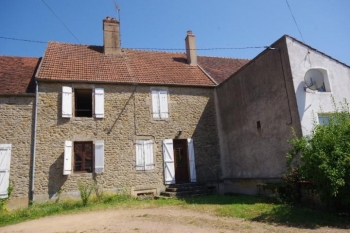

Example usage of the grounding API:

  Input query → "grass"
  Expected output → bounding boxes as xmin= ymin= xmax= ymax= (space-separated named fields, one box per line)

xmin=0 ymin=195 xmax=349 ymax=229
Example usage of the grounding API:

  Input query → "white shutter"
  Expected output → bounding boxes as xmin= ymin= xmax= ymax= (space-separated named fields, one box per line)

xmin=151 ymin=90 xmax=160 ymax=119
xmin=144 ymin=140 xmax=154 ymax=170
xmin=163 ymin=139 xmax=175 ymax=184
xmin=95 ymin=88 xmax=104 ymax=118
xmin=188 ymin=138 xmax=197 ymax=182
xmin=63 ymin=141 xmax=72 ymax=175
xmin=0 ymin=144 xmax=11 ymax=198
xmin=159 ymin=90 xmax=169 ymax=119
xmin=135 ymin=140 xmax=144 ymax=170
xmin=94 ymin=140 xmax=104 ymax=173
xmin=62 ymin=86 xmax=72 ymax=118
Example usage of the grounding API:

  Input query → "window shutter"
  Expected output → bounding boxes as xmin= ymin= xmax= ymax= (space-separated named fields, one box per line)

xmin=188 ymin=138 xmax=197 ymax=182
xmin=63 ymin=141 xmax=72 ymax=175
xmin=95 ymin=88 xmax=104 ymax=118
xmin=94 ymin=140 xmax=104 ymax=173
xmin=144 ymin=140 xmax=154 ymax=170
xmin=0 ymin=144 xmax=11 ymax=199
xmin=62 ymin=86 xmax=72 ymax=118
xmin=151 ymin=90 xmax=160 ymax=119
xmin=159 ymin=90 xmax=169 ymax=119
xmin=135 ymin=140 xmax=144 ymax=170
xmin=163 ymin=139 xmax=175 ymax=184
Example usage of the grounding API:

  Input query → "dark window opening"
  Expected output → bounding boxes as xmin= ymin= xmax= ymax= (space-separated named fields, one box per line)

xmin=257 ymin=121 xmax=262 ymax=133
xmin=75 ymin=89 xmax=92 ymax=117
xmin=74 ymin=141 xmax=93 ymax=173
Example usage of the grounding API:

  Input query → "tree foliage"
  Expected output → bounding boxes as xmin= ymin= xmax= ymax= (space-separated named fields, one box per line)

xmin=287 ymin=99 xmax=350 ymax=211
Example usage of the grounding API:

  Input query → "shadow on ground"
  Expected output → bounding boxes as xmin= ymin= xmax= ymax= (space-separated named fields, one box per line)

xmin=181 ymin=195 xmax=350 ymax=230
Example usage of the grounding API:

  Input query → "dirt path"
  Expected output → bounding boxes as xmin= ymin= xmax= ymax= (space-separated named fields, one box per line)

xmin=0 ymin=206 xmax=347 ymax=233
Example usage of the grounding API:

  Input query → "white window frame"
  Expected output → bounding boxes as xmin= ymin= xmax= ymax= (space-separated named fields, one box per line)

xmin=62 ymin=86 xmax=104 ymax=118
xmin=135 ymin=140 xmax=154 ymax=171
xmin=151 ymin=89 xmax=169 ymax=119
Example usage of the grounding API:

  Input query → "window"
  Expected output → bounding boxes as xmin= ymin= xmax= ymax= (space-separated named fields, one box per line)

xmin=62 ymin=86 xmax=104 ymax=118
xmin=135 ymin=140 xmax=154 ymax=171
xmin=75 ymin=89 xmax=92 ymax=117
xmin=63 ymin=140 xmax=104 ymax=175
xmin=74 ymin=141 xmax=93 ymax=173
xmin=151 ymin=89 xmax=169 ymax=119
xmin=318 ymin=115 xmax=330 ymax=126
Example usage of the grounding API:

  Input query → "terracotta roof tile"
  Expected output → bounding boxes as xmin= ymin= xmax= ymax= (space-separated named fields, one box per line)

xmin=38 ymin=42 xmax=248 ymax=86
xmin=198 ymin=56 xmax=250 ymax=84
xmin=0 ymin=56 xmax=40 ymax=95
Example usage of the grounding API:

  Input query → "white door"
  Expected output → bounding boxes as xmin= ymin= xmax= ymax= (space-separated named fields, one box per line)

xmin=163 ymin=139 xmax=175 ymax=184
xmin=0 ymin=144 xmax=11 ymax=198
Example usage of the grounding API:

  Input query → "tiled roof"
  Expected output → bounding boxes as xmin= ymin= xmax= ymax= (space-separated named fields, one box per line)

xmin=0 ymin=56 xmax=40 ymax=95
xmin=198 ymin=56 xmax=249 ymax=84
xmin=37 ymin=42 xmax=248 ymax=86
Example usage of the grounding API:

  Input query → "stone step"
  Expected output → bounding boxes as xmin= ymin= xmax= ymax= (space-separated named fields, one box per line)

xmin=166 ymin=185 xmax=208 ymax=192
xmin=160 ymin=189 xmax=212 ymax=198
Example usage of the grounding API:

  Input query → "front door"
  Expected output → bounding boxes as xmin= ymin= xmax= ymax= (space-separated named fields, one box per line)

xmin=173 ymin=139 xmax=189 ymax=183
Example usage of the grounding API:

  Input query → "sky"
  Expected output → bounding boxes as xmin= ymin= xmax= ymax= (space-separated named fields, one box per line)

xmin=1 ymin=0 xmax=349 ymax=65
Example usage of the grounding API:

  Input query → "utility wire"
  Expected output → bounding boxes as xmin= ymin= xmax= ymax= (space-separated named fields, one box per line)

xmin=0 ymin=36 xmax=47 ymax=44
xmin=41 ymin=0 xmax=80 ymax=43
xmin=285 ymin=0 xmax=305 ymax=43
xmin=0 ymin=36 xmax=267 ymax=51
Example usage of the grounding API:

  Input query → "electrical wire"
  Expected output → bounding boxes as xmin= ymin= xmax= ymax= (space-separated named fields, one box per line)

xmin=0 ymin=36 xmax=47 ymax=44
xmin=41 ymin=0 xmax=81 ymax=43
xmin=285 ymin=0 xmax=305 ymax=43
xmin=0 ymin=36 xmax=267 ymax=51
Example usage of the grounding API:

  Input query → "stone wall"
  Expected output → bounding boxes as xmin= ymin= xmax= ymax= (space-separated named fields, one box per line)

xmin=0 ymin=96 xmax=34 ymax=203
xmin=34 ymin=82 xmax=220 ymax=201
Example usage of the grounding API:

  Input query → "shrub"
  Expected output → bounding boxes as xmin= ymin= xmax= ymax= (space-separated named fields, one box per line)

xmin=287 ymin=99 xmax=350 ymax=212
xmin=0 ymin=182 xmax=14 ymax=212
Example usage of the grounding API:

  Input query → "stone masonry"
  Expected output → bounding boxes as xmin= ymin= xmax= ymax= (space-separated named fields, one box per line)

xmin=0 ymin=96 xmax=34 ymax=201
xmin=34 ymin=82 xmax=220 ymax=201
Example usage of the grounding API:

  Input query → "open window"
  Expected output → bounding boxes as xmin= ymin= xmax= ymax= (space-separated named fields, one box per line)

xmin=63 ymin=140 xmax=104 ymax=175
xmin=75 ymin=89 xmax=92 ymax=117
xmin=62 ymin=87 xmax=104 ymax=118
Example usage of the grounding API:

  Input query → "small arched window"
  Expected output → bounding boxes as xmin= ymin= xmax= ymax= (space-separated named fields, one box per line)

xmin=304 ymin=68 xmax=331 ymax=92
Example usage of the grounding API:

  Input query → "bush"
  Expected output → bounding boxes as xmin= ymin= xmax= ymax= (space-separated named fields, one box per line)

xmin=0 ymin=182 xmax=14 ymax=212
xmin=287 ymin=99 xmax=350 ymax=212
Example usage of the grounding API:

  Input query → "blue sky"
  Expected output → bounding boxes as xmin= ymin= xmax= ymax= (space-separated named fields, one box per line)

xmin=1 ymin=0 xmax=349 ymax=65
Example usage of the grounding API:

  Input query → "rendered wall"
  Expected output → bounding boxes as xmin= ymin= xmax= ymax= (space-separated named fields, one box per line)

xmin=34 ymin=82 xmax=220 ymax=201
xmin=286 ymin=37 xmax=350 ymax=136
xmin=216 ymin=37 xmax=302 ymax=195
xmin=0 ymin=96 xmax=34 ymax=206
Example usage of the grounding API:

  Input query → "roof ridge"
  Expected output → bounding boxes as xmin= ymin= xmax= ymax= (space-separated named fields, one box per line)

xmin=0 ymin=55 xmax=40 ymax=59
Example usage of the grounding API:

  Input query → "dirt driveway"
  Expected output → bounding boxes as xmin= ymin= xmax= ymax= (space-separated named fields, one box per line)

xmin=0 ymin=206 xmax=347 ymax=233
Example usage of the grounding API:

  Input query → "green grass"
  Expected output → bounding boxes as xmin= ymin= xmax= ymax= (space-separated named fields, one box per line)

xmin=0 ymin=195 xmax=349 ymax=229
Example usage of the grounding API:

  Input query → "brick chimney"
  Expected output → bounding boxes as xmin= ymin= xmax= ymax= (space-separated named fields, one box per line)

xmin=185 ymin=30 xmax=197 ymax=66
xmin=103 ymin=16 xmax=121 ymax=55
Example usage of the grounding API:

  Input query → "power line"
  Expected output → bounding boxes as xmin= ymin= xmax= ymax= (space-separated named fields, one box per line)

xmin=285 ymin=0 xmax=305 ymax=43
xmin=0 ymin=36 xmax=267 ymax=51
xmin=0 ymin=36 xmax=47 ymax=44
xmin=41 ymin=0 xmax=81 ymax=43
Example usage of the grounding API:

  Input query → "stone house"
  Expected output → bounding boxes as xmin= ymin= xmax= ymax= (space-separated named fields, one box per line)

xmin=216 ymin=35 xmax=350 ymax=195
xmin=0 ymin=56 xmax=40 ymax=203
xmin=1 ymin=17 xmax=349 ymax=205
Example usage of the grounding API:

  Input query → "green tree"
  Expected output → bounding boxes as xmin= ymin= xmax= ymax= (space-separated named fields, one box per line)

xmin=287 ymin=99 xmax=350 ymax=212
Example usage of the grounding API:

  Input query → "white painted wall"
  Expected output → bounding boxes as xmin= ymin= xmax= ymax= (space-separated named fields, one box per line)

xmin=286 ymin=37 xmax=350 ymax=136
